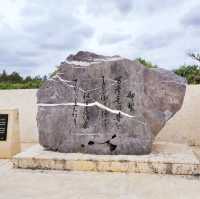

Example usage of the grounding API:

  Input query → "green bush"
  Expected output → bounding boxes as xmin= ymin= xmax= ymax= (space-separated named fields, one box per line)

xmin=0 ymin=81 xmax=43 ymax=89
xmin=136 ymin=57 xmax=157 ymax=68
xmin=0 ymin=70 xmax=45 ymax=89
xmin=174 ymin=65 xmax=200 ymax=84
xmin=136 ymin=57 xmax=200 ymax=84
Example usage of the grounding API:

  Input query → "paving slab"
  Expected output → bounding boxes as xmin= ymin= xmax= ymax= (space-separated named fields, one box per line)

xmin=0 ymin=159 xmax=11 ymax=172
xmin=1 ymin=159 xmax=200 ymax=199
xmin=12 ymin=142 xmax=200 ymax=175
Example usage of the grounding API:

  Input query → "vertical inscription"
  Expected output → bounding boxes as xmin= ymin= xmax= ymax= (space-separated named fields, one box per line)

xmin=101 ymin=76 xmax=108 ymax=128
xmin=72 ymin=79 xmax=78 ymax=126
xmin=127 ymin=91 xmax=135 ymax=112
xmin=82 ymin=92 xmax=90 ymax=128
xmin=114 ymin=76 xmax=122 ymax=110
xmin=114 ymin=76 xmax=122 ymax=128
xmin=0 ymin=114 xmax=8 ymax=141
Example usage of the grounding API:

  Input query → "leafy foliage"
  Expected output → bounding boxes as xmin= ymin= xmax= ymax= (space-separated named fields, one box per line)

xmin=174 ymin=52 xmax=200 ymax=84
xmin=0 ymin=70 xmax=46 ymax=89
xmin=188 ymin=53 xmax=200 ymax=63
xmin=136 ymin=57 xmax=157 ymax=68
xmin=174 ymin=65 xmax=200 ymax=84
xmin=137 ymin=56 xmax=200 ymax=84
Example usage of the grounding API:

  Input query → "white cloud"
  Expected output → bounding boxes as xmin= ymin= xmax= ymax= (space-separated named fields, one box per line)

xmin=99 ymin=33 xmax=132 ymax=45
xmin=0 ymin=0 xmax=200 ymax=76
xmin=181 ymin=5 xmax=200 ymax=28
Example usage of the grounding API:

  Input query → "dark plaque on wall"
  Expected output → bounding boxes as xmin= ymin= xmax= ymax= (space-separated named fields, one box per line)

xmin=0 ymin=114 xmax=8 ymax=141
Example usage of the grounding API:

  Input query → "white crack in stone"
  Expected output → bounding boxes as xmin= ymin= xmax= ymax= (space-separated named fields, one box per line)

xmin=50 ymin=75 xmax=128 ymax=94
xmin=65 ymin=57 xmax=124 ymax=67
xmin=38 ymin=101 xmax=145 ymax=125
xmin=46 ymin=75 xmax=145 ymax=125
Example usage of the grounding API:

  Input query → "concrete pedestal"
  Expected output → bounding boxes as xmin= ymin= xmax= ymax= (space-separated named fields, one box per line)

xmin=13 ymin=142 xmax=200 ymax=175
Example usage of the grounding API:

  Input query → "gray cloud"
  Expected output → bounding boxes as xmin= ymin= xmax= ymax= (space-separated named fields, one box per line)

xmin=181 ymin=5 xmax=200 ymax=27
xmin=0 ymin=0 xmax=95 ymax=75
xmin=136 ymin=31 xmax=182 ymax=50
xmin=99 ymin=33 xmax=132 ymax=45
xmin=136 ymin=0 xmax=186 ymax=13
xmin=85 ymin=0 xmax=185 ymax=16
xmin=85 ymin=0 xmax=134 ymax=16
xmin=23 ymin=17 xmax=94 ymax=51
xmin=0 ymin=0 xmax=200 ymax=75
xmin=21 ymin=2 xmax=94 ymax=51
xmin=0 ymin=23 xmax=38 ymax=72
xmin=114 ymin=0 xmax=134 ymax=13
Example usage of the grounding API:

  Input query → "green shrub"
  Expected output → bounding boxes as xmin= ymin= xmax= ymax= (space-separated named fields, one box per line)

xmin=174 ymin=65 xmax=200 ymax=84
xmin=0 ymin=70 xmax=45 ymax=89
xmin=136 ymin=57 xmax=157 ymax=68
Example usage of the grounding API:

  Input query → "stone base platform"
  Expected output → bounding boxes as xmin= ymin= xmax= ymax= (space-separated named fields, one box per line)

xmin=12 ymin=142 xmax=200 ymax=175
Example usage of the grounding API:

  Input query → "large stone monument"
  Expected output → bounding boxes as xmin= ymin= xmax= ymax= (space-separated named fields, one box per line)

xmin=37 ymin=51 xmax=186 ymax=155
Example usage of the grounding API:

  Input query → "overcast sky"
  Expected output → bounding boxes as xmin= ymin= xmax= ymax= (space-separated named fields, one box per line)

xmin=0 ymin=0 xmax=200 ymax=76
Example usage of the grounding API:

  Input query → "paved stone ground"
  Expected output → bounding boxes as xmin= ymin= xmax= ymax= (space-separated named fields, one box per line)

xmin=0 ymin=159 xmax=200 ymax=199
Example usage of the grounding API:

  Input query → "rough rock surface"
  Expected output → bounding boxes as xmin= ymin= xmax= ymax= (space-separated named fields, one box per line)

xmin=37 ymin=51 xmax=186 ymax=155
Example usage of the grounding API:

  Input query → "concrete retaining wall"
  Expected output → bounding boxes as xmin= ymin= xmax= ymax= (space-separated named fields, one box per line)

xmin=0 ymin=89 xmax=38 ymax=143
xmin=0 ymin=86 xmax=199 ymax=146
xmin=156 ymin=85 xmax=200 ymax=146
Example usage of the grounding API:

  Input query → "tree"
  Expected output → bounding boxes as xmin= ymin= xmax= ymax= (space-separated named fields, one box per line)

xmin=173 ymin=52 xmax=200 ymax=84
xmin=174 ymin=65 xmax=200 ymax=84
xmin=0 ymin=70 xmax=45 ymax=89
xmin=43 ymin=75 xmax=47 ymax=81
xmin=24 ymin=76 xmax=32 ymax=82
xmin=188 ymin=52 xmax=200 ymax=63
xmin=136 ymin=57 xmax=157 ymax=68
xmin=9 ymin=72 xmax=23 ymax=83
xmin=0 ymin=70 xmax=8 ymax=82
xmin=33 ymin=75 xmax=42 ymax=81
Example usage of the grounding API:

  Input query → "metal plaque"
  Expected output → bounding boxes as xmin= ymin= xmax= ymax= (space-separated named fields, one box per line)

xmin=0 ymin=114 xmax=8 ymax=141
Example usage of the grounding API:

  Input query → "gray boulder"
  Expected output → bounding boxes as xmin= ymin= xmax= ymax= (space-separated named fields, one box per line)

xmin=37 ymin=51 xmax=186 ymax=155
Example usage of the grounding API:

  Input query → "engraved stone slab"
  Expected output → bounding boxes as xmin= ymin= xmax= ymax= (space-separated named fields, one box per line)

xmin=37 ymin=51 xmax=186 ymax=155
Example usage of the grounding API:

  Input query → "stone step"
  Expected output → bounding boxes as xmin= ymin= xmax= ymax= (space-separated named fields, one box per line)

xmin=12 ymin=142 xmax=200 ymax=175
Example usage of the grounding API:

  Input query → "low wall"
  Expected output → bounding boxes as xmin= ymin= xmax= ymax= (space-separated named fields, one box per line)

xmin=0 ymin=86 xmax=199 ymax=146
xmin=156 ymin=85 xmax=200 ymax=146
xmin=0 ymin=89 xmax=38 ymax=143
